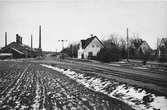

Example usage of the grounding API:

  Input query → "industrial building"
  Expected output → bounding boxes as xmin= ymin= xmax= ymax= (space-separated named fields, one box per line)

xmin=0 ymin=26 xmax=42 ymax=59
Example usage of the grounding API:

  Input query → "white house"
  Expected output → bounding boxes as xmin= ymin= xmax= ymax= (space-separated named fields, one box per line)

xmin=78 ymin=35 xmax=104 ymax=59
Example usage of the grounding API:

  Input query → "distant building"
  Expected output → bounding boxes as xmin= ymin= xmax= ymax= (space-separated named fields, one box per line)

xmin=137 ymin=41 xmax=152 ymax=54
xmin=158 ymin=38 xmax=167 ymax=58
xmin=78 ymin=35 xmax=104 ymax=59
xmin=0 ymin=26 xmax=42 ymax=59
xmin=0 ymin=53 xmax=12 ymax=59
xmin=0 ymin=34 xmax=41 ymax=59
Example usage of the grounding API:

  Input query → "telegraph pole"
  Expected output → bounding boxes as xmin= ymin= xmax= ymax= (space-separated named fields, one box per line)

xmin=127 ymin=28 xmax=129 ymax=62
xmin=31 ymin=34 xmax=33 ymax=49
xmin=30 ymin=34 xmax=33 ymax=57
xmin=71 ymin=44 xmax=73 ymax=58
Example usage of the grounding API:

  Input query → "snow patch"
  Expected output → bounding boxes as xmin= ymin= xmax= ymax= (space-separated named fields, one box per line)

xmin=109 ymin=64 xmax=121 ymax=66
xmin=41 ymin=64 xmax=167 ymax=110
xmin=32 ymin=76 xmax=40 ymax=110
xmin=133 ymin=66 xmax=148 ymax=70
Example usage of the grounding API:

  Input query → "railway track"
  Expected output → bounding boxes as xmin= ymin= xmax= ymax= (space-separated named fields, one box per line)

xmin=50 ymin=61 xmax=167 ymax=96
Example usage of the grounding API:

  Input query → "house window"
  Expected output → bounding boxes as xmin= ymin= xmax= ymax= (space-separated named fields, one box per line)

xmin=92 ymin=45 xmax=95 ymax=48
xmin=96 ymin=45 xmax=99 ymax=47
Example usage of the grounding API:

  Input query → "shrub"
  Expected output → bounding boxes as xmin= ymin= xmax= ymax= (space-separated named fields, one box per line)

xmin=158 ymin=57 xmax=167 ymax=62
xmin=96 ymin=47 xmax=121 ymax=62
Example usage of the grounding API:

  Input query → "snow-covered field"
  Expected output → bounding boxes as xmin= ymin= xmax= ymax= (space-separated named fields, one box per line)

xmin=42 ymin=64 xmax=167 ymax=110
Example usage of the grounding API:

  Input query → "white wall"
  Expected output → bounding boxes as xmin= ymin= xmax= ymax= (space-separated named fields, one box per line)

xmin=83 ymin=38 xmax=103 ymax=58
xmin=78 ymin=41 xmax=83 ymax=58
xmin=78 ymin=38 xmax=103 ymax=59
xmin=78 ymin=48 xmax=84 ymax=58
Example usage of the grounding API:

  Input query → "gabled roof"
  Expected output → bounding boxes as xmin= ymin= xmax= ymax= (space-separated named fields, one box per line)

xmin=1 ymin=41 xmax=32 ymax=52
xmin=11 ymin=47 xmax=24 ymax=55
xmin=162 ymin=38 xmax=167 ymax=42
xmin=140 ymin=41 xmax=151 ymax=49
xmin=0 ymin=41 xmax=33 ymax=55
xmin=81 ymin=36 xmax=104 ymax=49
xmin=160 ymin=38 xmax=167 ymax=48
xmin=137 ymin=41 xmax=152 ymax=53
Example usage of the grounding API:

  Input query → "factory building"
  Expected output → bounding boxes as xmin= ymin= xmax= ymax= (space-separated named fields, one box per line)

xmin=0 ymin=26 xmax=42 ymax=59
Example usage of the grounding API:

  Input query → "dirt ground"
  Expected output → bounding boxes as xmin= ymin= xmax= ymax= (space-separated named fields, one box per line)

xmin=0 ymin=61 xmax=133 ymax=110
xmin=35 ymin=58 xmax=167 ymax=96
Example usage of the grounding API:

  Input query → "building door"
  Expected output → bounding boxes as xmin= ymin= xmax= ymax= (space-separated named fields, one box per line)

xmin=81 ymin=54 xmax=84 ymax=59
xmin=88 ymin=52 xmax=93 ymax=59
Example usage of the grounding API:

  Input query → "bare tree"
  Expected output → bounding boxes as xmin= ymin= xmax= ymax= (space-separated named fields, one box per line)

xmin=119 ymin=37 xmax=126 ymax=48
xmin=62 ymin=42 xmax=79 ymax=58
xmin=119 ymin=37 xmax=127 ymax=58
xmin=103 ymin=33 xmax=121 ymax=48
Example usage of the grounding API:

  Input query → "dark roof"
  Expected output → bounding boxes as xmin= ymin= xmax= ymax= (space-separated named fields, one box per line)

xmin=1 ymin=42 xmax=32 ymax=54
xmin=81 ymin=36 xmax=104 ymax=49
xmin=162 ymin=38 xmax=167 ymax=41
xmin=160 ymin=38 xmax=167 ymax=48
xmin=11 ymin=47 xmax=24 ymax=55
xmin=81 ymin=37 xmax=95 ymax=49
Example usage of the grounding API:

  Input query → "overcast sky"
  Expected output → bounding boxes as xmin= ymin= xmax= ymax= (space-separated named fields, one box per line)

xmin=0 ymin=0 xmax=167 ymax=51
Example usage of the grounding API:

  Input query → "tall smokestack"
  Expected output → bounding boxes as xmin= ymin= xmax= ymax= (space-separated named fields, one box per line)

xmin=5 ymin=32 xmax=7 ymax=46
xmin=127 ymin=28 xmax=129 ymax=62
xmin=39 ymin=25 xmax=41 ymax=49
xmin=31 ymin=34 xmax=33 ymax=49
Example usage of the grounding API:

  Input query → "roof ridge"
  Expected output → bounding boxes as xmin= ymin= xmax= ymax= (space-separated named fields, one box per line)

xmin=81 ymin=35 xmax=104 ymax=49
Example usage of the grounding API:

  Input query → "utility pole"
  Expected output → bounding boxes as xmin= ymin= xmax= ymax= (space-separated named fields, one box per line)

xmin=157 ymin=37 xmax=161 ymax=57
xmin=31 ymin=34 xmax=33 ymax=49
xmin=30 ymin=34 xmax=33 ymax=58
xmin=127 ymin=28 xmax=129 ymax=62
xmin=71 ymin=44 xmax=73 ymax=58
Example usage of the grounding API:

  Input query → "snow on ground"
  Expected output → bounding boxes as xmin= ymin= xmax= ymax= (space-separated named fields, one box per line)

xmin=117 ymin=61 xmax=127 ymax=64
xmin=133 ymin=67 xmax=148 ymax=70
xmin=42 ymin=64 xmax=167 ymax=110
xmin=32 ymin=73 xmax=40 ymax=110
xmin=109 ymin=64 xmax=121 ymax=66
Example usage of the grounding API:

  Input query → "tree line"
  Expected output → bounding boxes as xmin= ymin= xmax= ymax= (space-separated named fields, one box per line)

xmin=61 ymin=33 xmax=167 ymax=63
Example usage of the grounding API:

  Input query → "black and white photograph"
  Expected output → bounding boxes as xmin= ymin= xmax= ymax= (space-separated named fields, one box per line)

xmin=0 ymin=0 xmax=167 ymax=110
